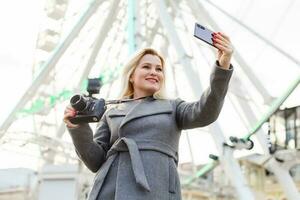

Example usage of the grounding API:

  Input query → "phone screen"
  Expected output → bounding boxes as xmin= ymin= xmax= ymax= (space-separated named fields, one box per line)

xmin=194 ymin=23 xmax=216 ymax=48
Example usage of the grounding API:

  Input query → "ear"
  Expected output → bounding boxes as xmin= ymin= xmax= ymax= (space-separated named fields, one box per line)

xmin=129 ymin=74 xmax=134 ymax=83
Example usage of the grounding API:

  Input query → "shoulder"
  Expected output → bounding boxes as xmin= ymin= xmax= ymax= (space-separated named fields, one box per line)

xmin=159 ymin=97 xmax=184 ymax=104
xmin=154 ymin=98 xmax=185 ymax=110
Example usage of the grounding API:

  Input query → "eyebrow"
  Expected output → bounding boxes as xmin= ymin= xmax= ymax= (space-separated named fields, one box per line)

xmin=141 ymin=62 xmax=162 ymax=67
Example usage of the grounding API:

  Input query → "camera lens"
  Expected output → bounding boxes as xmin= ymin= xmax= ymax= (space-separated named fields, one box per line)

xmin=70 ymin=95 xmax=87 ymax=111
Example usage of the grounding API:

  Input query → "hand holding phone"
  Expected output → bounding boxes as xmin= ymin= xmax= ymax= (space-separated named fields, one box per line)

xmin=194 ymin=23 xmax=234 ymax=69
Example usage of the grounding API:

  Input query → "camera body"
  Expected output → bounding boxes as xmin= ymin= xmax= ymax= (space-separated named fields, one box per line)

xmin=68 ymin=78 xmax=106 ymax=124
xmin=69 ymin=94 xmax=106 ymax=124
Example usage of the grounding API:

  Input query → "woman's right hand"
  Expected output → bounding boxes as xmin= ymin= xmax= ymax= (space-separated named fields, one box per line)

xmin=63 ymin=105 xmax=79 ymax=128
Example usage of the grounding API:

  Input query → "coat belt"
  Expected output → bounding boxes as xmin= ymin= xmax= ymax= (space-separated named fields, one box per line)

xmin=107 ymin=137 xmax=151 ymax=191
xmin=87 ymin=137 xmax=178 ymax=200
xmin=107 ymin=137 xmax=179 ymax=191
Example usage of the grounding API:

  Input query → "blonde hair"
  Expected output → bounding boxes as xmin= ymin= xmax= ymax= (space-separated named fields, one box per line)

xmin=119 ymin=48 xmax=167 ymax=99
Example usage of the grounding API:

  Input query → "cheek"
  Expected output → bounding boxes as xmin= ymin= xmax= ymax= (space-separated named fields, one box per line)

xmin=159 ymin=73 xmax=164 ymax=83
xmin=131 ymin=74 xmax=145 ymax=87
xmin=134 ymin=75 xmax=144 ymax=85
xmin=132 ymin=69 xmax=146 ymax=82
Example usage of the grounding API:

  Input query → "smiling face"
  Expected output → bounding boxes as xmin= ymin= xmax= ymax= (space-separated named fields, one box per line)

xmin=130 ymin=54 xmax=164 ymax=98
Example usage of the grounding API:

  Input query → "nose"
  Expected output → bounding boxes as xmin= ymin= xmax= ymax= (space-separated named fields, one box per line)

xmin=150 ymin=67 xmax=158 ymax=75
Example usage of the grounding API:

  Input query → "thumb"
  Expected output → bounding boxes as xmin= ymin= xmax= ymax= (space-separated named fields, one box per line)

xmin=217 ymin=49 xmax=222 ymax=60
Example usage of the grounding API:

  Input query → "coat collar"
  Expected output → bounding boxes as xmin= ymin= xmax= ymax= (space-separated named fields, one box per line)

xmin=108 ymin=96 xmax=172 ymax=130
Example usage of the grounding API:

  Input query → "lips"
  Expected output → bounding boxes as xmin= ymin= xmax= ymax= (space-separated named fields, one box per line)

xmin=145 ymin=78 xmax=158 ymax=83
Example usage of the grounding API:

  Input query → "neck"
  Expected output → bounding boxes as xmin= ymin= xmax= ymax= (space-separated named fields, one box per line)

xmin=133 ymin=92 xmax=153 ymax=99
xmin=133 ymin=95 xmax=152 ymax=100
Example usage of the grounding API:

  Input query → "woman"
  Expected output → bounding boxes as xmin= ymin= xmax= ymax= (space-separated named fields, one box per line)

xmin=63 ymin=32 xmax=234 ymax=200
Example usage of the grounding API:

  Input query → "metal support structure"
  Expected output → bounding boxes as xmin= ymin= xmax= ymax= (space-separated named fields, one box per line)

xmin=0 ymin=0 xmax=104 ymax=137
xmin=169 ymin=0 xmax=199 ymax=174
xmin=154 ymin=0 xmax=255 ymax=199
xmin=160 ymin=23 xmax=199 ymax=172
xmin=154 ymin=0 xmax=202 ymax=98
xmin=182 ymin=160 xmax=219 ymax=186
xmin=266 ymin=158 xmax=300 ymax=200
xmin=244 ymin=75 xmax=300 ymax=140
xmin=104 ymin=1 xmax=138 ymax=98
xmin=229 ymin=77 xmax=270 ymax=153
xmin=127 ymin=0 xmax=137 ymax=54
xmin=231 ymin=76 xmax=300 ymax=199
xmin=187 ymin=0 xmax=300 ymax=198
xmin=55 ymin=0 xmax=120 ymax=139
xmin=145 ymin=18 xmax=160 ymax=47
xmin=183 ymin=75 xmax=300 ymax=198
xmin=1 ymin=0 xmax=117 ymax=165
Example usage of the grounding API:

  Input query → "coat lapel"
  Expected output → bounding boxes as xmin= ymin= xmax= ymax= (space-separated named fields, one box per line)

xmin=118 ymin=97 xmax=173 ymax=130
xmin=107 ymin=109 xmax=127 ymax=117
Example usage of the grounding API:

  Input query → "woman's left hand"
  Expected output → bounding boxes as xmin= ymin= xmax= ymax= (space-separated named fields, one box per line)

xmin=212 ymin=32 xmax=234 ymax=69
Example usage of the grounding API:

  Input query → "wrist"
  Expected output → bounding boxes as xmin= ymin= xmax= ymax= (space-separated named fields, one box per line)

xmin=217 ymin=60 xmax=230 ymax=70
xmin=66 ymin=123 xmax=80 ymax=129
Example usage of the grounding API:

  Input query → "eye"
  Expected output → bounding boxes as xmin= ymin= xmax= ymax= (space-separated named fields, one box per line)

xmin=156 ymin=67 xmax=163 ymax=72
xmin=142 ymin=65 xmax=150 ymax=69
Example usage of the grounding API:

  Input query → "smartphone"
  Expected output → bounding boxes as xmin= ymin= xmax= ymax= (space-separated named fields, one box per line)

xmin=194 ymin=23 xmax=216 ymax=48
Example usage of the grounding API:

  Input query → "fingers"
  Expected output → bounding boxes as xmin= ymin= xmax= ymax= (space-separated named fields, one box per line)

xmin=216 ymin=32 xmax=231 ymax=43
xmin=213 ymin=37 xmax=229 ymax=48
xmin=212 ymin=32 xmax=234 ymax=55
xmin=65 ymin=105 xmax=76 ymax=114
xmin=214 ymin=43 xmax=228 ymax=52
xmin=63 ymin=105 xmax=79 ymax=128
xmin=213 ymin=33 xmax=229 ymax=44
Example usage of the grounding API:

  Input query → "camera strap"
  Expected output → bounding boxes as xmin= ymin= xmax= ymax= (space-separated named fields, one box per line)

xmin=105 ymin=96 xmax=149 ymax=105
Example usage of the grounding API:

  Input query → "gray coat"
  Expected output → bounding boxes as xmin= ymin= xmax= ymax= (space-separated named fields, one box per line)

xmin=68 ymin=63 xmax=233 ymax=200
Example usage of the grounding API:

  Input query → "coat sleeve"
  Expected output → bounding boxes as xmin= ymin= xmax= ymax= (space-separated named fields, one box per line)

xmin=175 ymin=62 xmax=233 ymax=130
xmin=67 ymin=115 xmax=111 ymax=173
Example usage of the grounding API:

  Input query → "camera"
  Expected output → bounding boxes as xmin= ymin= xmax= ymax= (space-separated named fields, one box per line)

xmin=69 ymin=78 xmax=106 ymax=124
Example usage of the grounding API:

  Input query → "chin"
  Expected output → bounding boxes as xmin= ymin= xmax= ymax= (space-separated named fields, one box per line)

xmin=145 ymin=87 xmax=159 ymax=95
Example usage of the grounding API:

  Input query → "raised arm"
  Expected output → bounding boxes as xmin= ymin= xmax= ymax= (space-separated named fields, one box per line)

xmin=175 ymin=62 xmax=233 ymax=130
